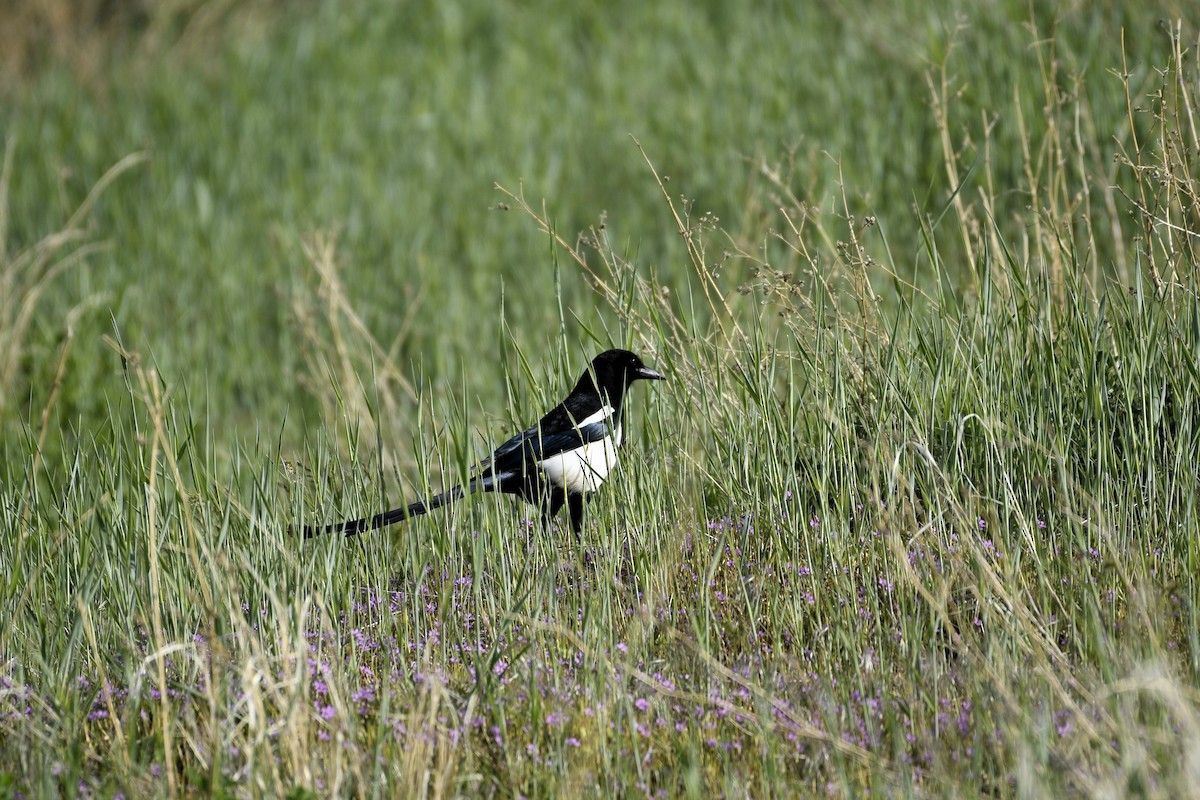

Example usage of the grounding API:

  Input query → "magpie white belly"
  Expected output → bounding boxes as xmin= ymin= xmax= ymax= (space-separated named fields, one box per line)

xmin=539 ymin=425 xmax=622 ymax=494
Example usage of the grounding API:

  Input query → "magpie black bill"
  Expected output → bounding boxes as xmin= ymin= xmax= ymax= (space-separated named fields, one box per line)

xmin=635 ymin=366 xmax=666 ymax=381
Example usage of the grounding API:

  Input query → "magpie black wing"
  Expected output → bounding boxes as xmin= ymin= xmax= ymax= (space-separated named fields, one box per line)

xmin=475 ymin=399 xmax=613 ymax=477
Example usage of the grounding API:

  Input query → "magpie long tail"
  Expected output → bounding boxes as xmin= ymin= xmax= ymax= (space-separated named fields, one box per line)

xmin=303 ymin=476 xmax=494 ymax=539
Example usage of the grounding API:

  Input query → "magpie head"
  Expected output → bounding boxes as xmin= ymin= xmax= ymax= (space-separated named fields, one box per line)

xmin=577 ymin=349 xmax=665 ymax=402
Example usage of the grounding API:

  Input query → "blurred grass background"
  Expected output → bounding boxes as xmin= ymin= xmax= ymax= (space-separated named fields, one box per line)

xmin=3 ymin=0 xmax=1200 ymax=796
xmin=1 ymin=0 xmax=1185 ymax=445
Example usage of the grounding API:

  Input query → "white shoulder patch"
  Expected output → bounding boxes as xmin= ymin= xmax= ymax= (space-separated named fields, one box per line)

xmin=576 ymin=404 xmax=615 ymax=428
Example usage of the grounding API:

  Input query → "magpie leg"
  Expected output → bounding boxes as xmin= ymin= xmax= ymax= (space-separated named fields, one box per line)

xmin=542 ymin=489 xmax=566 ymax=530
xmin=568 ymin=493 xmax=584 ymax=537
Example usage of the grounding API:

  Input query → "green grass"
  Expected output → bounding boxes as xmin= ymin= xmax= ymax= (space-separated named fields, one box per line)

xmin=2 ymin=0 xmax=1199 ymax=796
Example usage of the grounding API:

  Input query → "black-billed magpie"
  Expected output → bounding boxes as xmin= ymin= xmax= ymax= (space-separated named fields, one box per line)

xmin=304 ymin=349 xmax=665 ymax=538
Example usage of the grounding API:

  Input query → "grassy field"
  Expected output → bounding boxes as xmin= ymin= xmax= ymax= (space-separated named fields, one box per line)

xmin=2 ymin=0 xmax=1200 ymax=796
